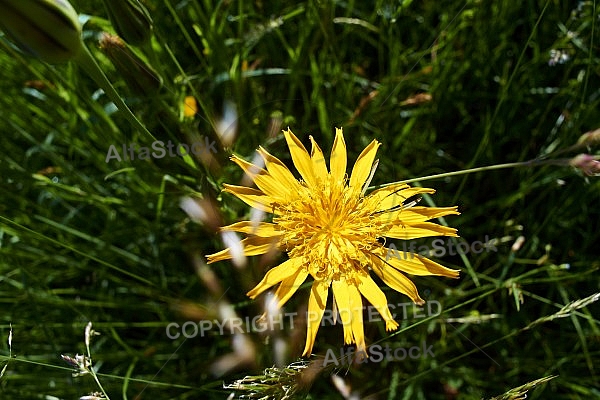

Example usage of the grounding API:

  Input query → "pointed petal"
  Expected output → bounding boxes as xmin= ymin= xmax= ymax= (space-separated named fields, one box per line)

xmin=310 ymin=136 xmax=328 ymax=180
xmin=385 ymin=206 xmax=460 ymax=223
xmin=409 ymin=206 xmax=460 ymax=219
xmin=331 ymin=280 xmax=366 ymax=352
xmin=206 ymin=236 xmax=280 ymax=264
xmin=357 ymin=274 xmax=399 ymax=331
xmin=370 ymin=254 xmax=425 ymax=305
xmin=246 ymin=257 xmax=303 ymax=298
xmin=368 ymin=186 xmax=435 ymax=214
xmin=220 ymin=221 xmax=282 ymax=238
xmin=374 ymin=206 xmax=459 ymax=227
xmin=330 ymin=128 xmax=347 ymax=183
xmin=302 ymin=280 xmax=329 ymax=356
xmin=230 ymin=155 xmax=292 ymax=199
xmin=349 ymin=139 xmax=380 ymax=193
xmin=331 ymin=280 xmax=355 ymax=344
xmin=385 ymin=222 xmax=458 ymax=240
xmin=283 ymin=129 xmax=317 ymax=188
xmin=348 ymin=284 xmax=366 ymax=353
xmin=273 ymin=268 xmax=309 ymax=308
xmin=366 ymin=183 xmax=409 ymax=205
xmin=223 ymin=184 xmax=275 ymax=213
xmin=257 ymin=146 xmax=300 ymax=190
xmin=377 ymin=248 xmax=460 ymax=278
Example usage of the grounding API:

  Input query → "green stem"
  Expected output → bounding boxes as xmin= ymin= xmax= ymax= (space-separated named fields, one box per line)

xmin=74 ymin=44 xmax=155 ymax=141
xmin=374 ymin=159 xmax=545 ymax=188
xmin=86 ymin=346 xmax=111 ymax=399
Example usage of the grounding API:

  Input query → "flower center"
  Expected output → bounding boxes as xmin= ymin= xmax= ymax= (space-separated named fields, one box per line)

xmin=274 ymin=176 xmax=380 ymax=282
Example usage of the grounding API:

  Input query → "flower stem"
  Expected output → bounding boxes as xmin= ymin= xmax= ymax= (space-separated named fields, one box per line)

xmin=85 ymin=343 xmax=111 ymax=399
xmin=74 ymin=44 xmax=156 ymax=141
xmin=375 ymin=159 xmax=545 ymax=188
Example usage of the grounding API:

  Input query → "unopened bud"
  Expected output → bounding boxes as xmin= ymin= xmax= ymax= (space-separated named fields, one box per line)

xmin=570 ymin=154 xmax=600 ymax=176
xmin=98 ymin=32 xmax=162 ymax=97
xmin=576 ymin=128 xmax=600 ymax=147
xmin=102 ymin=0 xmax=153 ymax=46
xmin=0 ymin=0 xmax=82 ymax=63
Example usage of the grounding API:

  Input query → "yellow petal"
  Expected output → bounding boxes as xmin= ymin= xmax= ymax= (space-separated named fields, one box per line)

xmin=349 ymin=139 xmax=380 ymax=193
xmin=223 ymin=184 xmax=275 ymax=213
xmin=385 ymin=222 xmax=458 ymax=240
xmin=257 ymin=146 xmax=300 ymax=190
xmin=273 ymin=267 xmax=309 ymax=308
xmin=302 ymin=280 xmax=329 ymax=356
xmin=409 ymin=206 xmax=460 ymax=219
xmin=393 ymin=206 xmax=459 ymax=223
xmin=230 ymin=155 xmax=291 ymax=200
xmin=370 ymin=254 xmax=425 ymax=305
xmin=348 ymin=283 xmax=366 ymax=354
xmin=329 ymin=127 xmax=347 ymax=183
xmin=378 ymin=249 xmax=460 ymax=278
xmin=309 ymin=135 xmax=328 ymax=181
xmin=331 ymin=280 xmax=366 ymax=352
xmin=368 ymin=186 xmax=435 ymax=213
xmin=220 ymin=221 xmax=282 ymax=238
xmin=374 ymin=206 xmax=459 ymax=226
xmin=283 ymin=129 xmax=317 ymax=188
xmin=365 ymin=183 xmax=409 ymax=206
xmin=206 ymin=236 xmax=279 ymax=264
xmin=331 ymin=280 xmax=355 ymax=344
xmin=356 ymin=274 xmax=399 ymax=331
xmin=246 ymin=257 xmax=303 ymax=298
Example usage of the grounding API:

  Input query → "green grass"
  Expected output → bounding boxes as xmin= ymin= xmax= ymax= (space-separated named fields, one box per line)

xmin=1 ymin=0 xmax=599 ymax=399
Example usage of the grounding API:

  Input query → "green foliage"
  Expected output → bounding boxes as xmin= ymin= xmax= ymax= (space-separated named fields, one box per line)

xmin=0 ymin=0 xmax=599 ymax=399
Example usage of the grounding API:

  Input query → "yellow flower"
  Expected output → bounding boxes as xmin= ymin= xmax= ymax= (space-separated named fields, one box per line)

xmin=183 ymin=96 xmax=197 ymax=118
xmin=207 ymin=128 xmax=460 ymax=356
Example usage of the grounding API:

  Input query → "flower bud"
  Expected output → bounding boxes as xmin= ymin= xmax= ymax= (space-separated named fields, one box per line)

xmin=570 ymin=154 xmax=600 ymax=176
xmin=576 ymin=128 xmax=600 ymax=147
xmin=98 ymin=32 xmax=162 ymax=97
xmin=0 ymin=0 xmax=82 ymax=63
xmin=101 ymin=0 xmax=153 ymax=46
